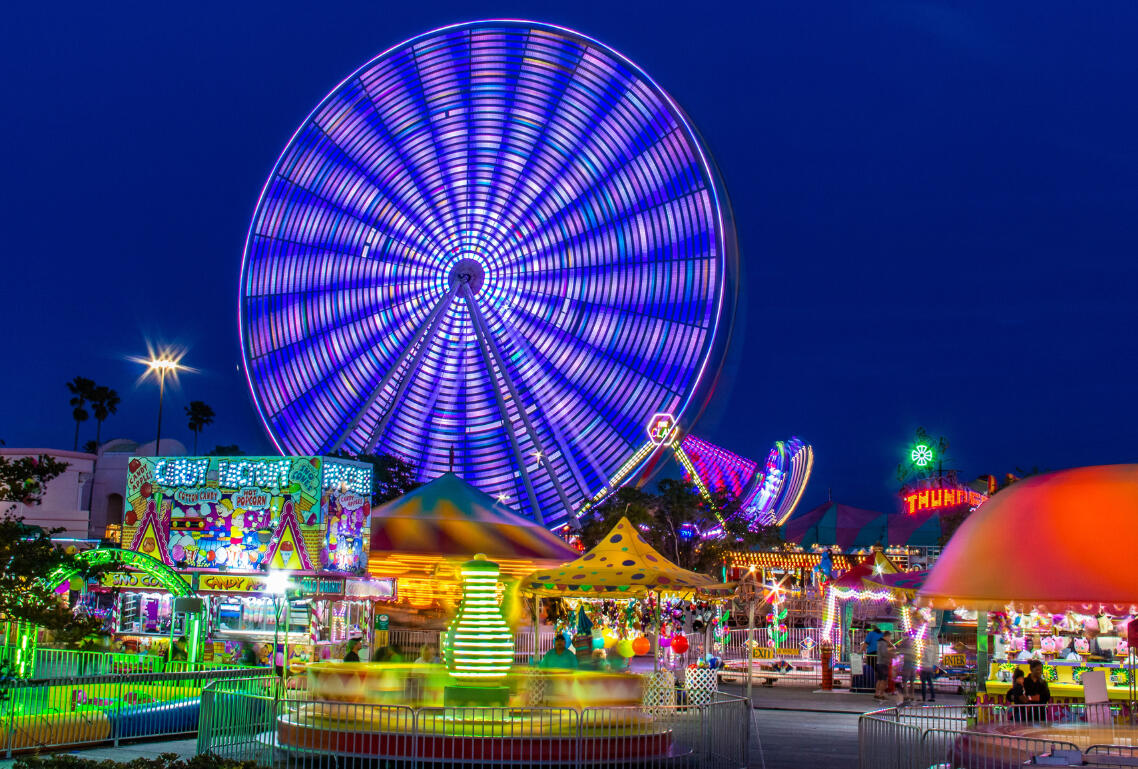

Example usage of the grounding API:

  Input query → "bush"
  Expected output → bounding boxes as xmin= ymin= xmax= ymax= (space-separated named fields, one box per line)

xmin=15 ymin=753 xmax=257 ymax=769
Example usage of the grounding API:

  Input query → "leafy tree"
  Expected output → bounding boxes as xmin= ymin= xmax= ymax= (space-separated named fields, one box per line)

xmin=82 ymin=440 xmax=98 ymax=454
xmin=0 ymin=457 xmax=104 ymax=642
xmin=90 ymin=385 xmax=121 ymax=450
xmin=360 ymin=453 xmax=421 ymax=504
xmin=185 ymin=401 xmax=216 ymax=454
xmin=578 ymin=478 xmax=782 ymax=576
xmin=0 ymin=454 xmax=70 ymax=512
xmin=207 ymin=444 xmax=245 ymax=456
xmin=66 ymin=377 xmax=96 ymax=451
xmin=332 ymin=452 xmax=421 ymax=505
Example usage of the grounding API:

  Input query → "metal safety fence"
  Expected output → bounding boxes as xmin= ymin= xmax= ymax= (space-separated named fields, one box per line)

xmin=0 ymin=645 xmax=249 ymax=679
xmin=0 ymin=666 xmax=259 ymax=756
xmin=199 ymin=675 xmax=751 ymax=769
xmin=859 ymin=702 xmax=1138 ymax=769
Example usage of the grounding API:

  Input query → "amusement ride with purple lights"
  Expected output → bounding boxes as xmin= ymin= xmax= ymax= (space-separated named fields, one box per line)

xmin=239 ymin=20 xmax=807 ymax=530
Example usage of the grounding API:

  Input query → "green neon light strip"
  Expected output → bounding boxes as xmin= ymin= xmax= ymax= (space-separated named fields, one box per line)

xmin=47 ymin=548 xmax=192 ymax=597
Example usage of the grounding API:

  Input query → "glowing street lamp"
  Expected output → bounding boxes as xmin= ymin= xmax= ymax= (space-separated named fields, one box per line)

xmin=138 ymin=352 xmax=186 ymax=456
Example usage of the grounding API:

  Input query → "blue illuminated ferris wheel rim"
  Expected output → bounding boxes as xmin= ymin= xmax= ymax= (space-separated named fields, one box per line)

xmin=239 ymin=20 xmax=733 ymax=528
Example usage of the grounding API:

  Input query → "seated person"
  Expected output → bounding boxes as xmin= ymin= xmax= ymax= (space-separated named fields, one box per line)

xmin=540 ymin=635 xmax=578 ymax=670
xmin=414 ymin=643 xmax=440 ymax=664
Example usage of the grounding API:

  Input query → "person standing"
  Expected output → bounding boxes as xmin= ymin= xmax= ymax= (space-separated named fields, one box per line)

xmin=343 ymin=638 xmax=363 ymax=663
xmin=874 ymin=631 xmax=895 ymax=701
xmin=919 ymin=635 xmax=940 ymax=702
xmin=1006 ymin=668 xmax=1027 ymax=721
xmin=863 ymin=625 xmax=882 ymax=689
xmin=1023 ymin=659 xmax=1051 ymax=720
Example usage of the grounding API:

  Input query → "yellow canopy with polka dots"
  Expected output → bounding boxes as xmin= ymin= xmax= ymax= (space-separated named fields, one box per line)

xmin=520 ymin=517 xmax=716 ymax=597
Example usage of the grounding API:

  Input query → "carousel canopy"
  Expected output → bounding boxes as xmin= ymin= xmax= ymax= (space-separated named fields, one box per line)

xmin=862 ymin=569 xmax=929 ymax=599
xmin=832 ymin=551 xmax=899 ymax=589
xmin=918 ymin=464 xmax=1138 ymax=613
xmin=782 ymin=501 xmax=941 ymax=548
xmin=521 ymin=517 xmax=715 ymax=597
xmin=368 ymin=472 xmax=577 ymax=563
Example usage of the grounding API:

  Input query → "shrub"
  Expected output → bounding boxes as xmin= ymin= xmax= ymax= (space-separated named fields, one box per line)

xmin=15 ymin=753 xmax=258 ymax=769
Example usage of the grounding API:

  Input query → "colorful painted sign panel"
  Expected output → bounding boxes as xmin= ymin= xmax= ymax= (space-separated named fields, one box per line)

xmin=123 ymin=456 xmax=372 ymax=573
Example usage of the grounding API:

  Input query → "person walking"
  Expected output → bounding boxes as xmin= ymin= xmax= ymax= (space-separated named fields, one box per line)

xmin=899 ymin=635 xmax=918 ymax=702
xmin=919 ymin=635 xmax=939 ymax=702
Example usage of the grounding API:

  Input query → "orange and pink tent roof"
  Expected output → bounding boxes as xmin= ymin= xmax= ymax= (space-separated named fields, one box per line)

xmin=918 ymin=464 xmax=1138 ymax=613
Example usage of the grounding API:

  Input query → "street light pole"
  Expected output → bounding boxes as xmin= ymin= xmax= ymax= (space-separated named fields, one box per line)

xmin=143 ymin=356 xmax=182 ymax=456
xmin=155 ymin=367 xmax=166 ymax=455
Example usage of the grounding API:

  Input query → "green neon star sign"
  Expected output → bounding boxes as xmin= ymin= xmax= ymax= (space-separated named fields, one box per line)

xmin=911 ymin=444 xmax=934 ymax=467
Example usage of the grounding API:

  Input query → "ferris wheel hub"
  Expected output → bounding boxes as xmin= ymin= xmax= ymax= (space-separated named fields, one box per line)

xmin=449 ymin=257 xmax=485 ymax=294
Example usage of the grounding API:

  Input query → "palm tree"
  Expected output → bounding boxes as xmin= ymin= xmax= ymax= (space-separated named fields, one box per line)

xmin=185 ymin=401 xmax=215 ymax=454
xmin=66 ymin=376 xmax=96 ymax=450
xmin=90 ymin=385 xmax=121 ymax=450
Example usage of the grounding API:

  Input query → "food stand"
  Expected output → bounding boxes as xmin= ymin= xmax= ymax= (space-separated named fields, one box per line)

xmin=117 ymin=454 xmax=373 ymax=667
xmin=918 ymin=464 xmax=1138 ymax=706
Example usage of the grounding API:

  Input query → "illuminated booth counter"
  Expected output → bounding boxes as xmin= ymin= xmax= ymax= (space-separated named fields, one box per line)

xmin=980 ymin=659 xmax=1135 ymax=705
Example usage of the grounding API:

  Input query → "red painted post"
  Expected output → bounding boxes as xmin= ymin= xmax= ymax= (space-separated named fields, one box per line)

xmin=821 ymin=641 xmax=833 ymax=690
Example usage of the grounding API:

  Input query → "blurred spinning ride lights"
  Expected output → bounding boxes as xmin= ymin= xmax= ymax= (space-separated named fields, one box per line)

xmin=443 ymin=554 xmax=514 ymax=706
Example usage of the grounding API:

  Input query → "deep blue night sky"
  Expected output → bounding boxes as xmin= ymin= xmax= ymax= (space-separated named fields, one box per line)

xmin=4 ymin=1 xmax=1136 ymax=513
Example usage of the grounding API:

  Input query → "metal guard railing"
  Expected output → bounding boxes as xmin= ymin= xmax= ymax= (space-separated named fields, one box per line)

xmin=199 ymin=675 xmax=751 ymax=769
xmin=859 ymin=702 xmax=1138 ymax=769
xmin=0 ymin=667 xmax=258 ymax=757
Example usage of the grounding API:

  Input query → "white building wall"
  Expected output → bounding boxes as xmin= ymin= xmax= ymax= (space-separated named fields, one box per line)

xmin=0 ymin=448 xmax=94 ymax=538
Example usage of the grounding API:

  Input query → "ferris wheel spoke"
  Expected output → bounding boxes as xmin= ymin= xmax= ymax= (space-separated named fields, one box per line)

xmin=275 ymin=123 xmax=449 ymax=261
xmin=500 ymin=297 xmax=682 ymax=470
xmin=314 ymin=78 xmax=457 ymax=253
xmin=358 ymin=296 xmax=462 ymax=454
xmin=506 ymin=289 xmax=689 ymax=402
xmin=464 ymin=284 xmax=582 ymax=524
xmin=328 ymin=281 xmax=462 ymax=452
xmin=462 ymin=287 xmax=544 ymax=522
xmin=479 ymin=302 xmax=596 ymax=502
xmin=357 ymin=56 xmax=468 ymax=246
xmin=480 ymin=68 xmax=679 ymax=265
xmin=493 ymin=133 xmax=703 ymax=272
xmin=465 ymin=37 xmax=586 ymax=258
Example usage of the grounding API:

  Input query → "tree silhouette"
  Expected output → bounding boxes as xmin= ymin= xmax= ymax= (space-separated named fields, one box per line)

xmin=185 ymin=401 xmax=215 ymax=454
xmin=335 ymin=452 xmax=421 ymax=505
xmin=89 ymin=385 xmax=120 ymax=450
xmin=207 ymin=444 xmax=245 ymax=456
xmin=578 ymin=478 xmax=781 ymax=575
xmin=66 ymin=377 xmax=96 ymax=451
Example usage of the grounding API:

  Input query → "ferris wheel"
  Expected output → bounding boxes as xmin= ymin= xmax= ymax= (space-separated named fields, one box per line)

xmin=239 ymin=20 xmax=735 ymax=528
